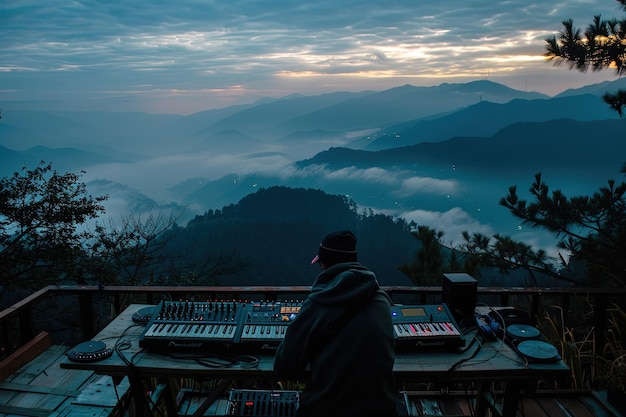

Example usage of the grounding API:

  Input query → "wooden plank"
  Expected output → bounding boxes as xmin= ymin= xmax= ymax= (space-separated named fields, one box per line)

xmin=0 ymin=344 xmax=108 ymax=417
xmin=0 ymin=332 xmax=51 ymax=382
xmin=0 ymin=341 xmax=71 ymax=415
xmin=0 ymin=381 xmax=80 ymax=397
xmin=48 ymin=396 xmax=85 ymax=417
xmin=74 ymin=375 xmax=130 ymax=407
xmin=518 ymin=397 xmax=549 ymax=417
xmin=4 ymin=389 xmax=66 ymax=414
xmin=29 ymin=354 xmax=95 ymax=391
xmin=4 ymin=345 xmax=69 ymax=384
xmin=53 ymin=404 xmax=113 ymax=417
xmin=0 ymin=288 xmax=50 ymax=321
xmin=534 ymin=397 xmax=569 ymax=417
xmin=580 ymin=394 xmax=619 ymax=417
xmin=0 ymin=404 xmax=52 ymax=417
xmin=557 ymin=395 xmax=597 ymax=417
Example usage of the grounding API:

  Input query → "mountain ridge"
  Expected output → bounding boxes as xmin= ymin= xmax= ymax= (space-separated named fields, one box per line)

xmin=2 ymin=78 xmax=625 ymax=257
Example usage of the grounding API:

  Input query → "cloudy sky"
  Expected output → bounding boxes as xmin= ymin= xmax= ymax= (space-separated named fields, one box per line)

xmin=2 ymin=0 xmax=623 ymax=114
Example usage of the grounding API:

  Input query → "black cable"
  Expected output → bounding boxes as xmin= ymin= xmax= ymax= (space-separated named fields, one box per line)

xmin=447 ymin=336 xmax=483 ymax=372
xmin=113 ymin=323 xmax=168 ymax=417
xmin=194 ymin=356 xmax=238 ymax=368
xmin=156 ymin=351 xmax=260 ymax=369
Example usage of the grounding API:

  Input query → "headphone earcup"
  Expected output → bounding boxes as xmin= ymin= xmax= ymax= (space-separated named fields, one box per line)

xmin=489 ymin=319 xmax=500 ymax=333
xmin=488 ymin=315 xmax=505 ymax=338
xmin=476 ymin=315 xmax=497 ymax=341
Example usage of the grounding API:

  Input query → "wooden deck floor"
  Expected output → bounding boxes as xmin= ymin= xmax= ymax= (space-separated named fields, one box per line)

xmin=0 ymin=344 xmax=129 ymax=417
xmin=0 ymin=344 xmax=623 ymax=417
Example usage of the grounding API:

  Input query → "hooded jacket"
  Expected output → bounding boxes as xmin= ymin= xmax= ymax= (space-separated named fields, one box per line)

xmin=273 ymin=262 xmax=396 ymax=417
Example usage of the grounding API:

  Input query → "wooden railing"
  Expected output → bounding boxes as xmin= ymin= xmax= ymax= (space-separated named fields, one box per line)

xmin=1 ymin=284 xmax=625 ymax=358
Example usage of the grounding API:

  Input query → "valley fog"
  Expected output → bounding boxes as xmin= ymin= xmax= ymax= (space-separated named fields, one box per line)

xmin=3 ymin=80 xmax=626 ymax=263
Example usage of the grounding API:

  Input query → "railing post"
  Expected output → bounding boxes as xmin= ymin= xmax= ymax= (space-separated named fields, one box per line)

xmin=1 ymin=320 xmax=10 ymax=356
xmin=78 ymin=293 xmax=95 ymax=340
xmin=500 ymin=293 xmax=509 ymax=307
xmin=113 ymin=293 xmax=121 ymax=315
xmin=593 ymin=294 xmax=608 ymax=354
xmin=531 ymin=293 xmax=541 ymax=323
xmin=18 ymin=305 xmax=34 ymax=345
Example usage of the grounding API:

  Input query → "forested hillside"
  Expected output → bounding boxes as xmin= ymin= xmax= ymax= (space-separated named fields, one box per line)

xmin=164 ymin=186 xmax=417 ymax=286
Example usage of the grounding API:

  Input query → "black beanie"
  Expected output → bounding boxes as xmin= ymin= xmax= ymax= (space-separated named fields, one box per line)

xmin=311 ymin=230 xmax=358 ymax=266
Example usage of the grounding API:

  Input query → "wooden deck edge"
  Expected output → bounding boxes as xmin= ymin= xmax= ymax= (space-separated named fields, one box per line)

xmin=0 ymin=331 xmax=51 ymax=382
xmin=590 ymin=390 xmax=626 ymax=417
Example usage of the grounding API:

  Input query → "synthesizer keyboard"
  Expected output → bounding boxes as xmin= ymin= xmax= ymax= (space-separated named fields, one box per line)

xmin=391 ymin=303 xmax=464 ymax=350
xmin=138 ymin=300 xmax=464 ymax=353
xmin=239 ymin=301 xmax=301 ymax=351
xmin=139 ymin=300 xmax=247 ymax=351
xmin=138 ymin=300 xmax=303 ymax=352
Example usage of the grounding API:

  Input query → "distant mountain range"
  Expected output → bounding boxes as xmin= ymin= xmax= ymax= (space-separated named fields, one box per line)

xmin=0 ymin=79 xmax=554 ymax=157
xmin=2 ymin=78 xmax=626 ymax=253
xmin=300 ymin=118 xmax=626 ymax=178
xmin=357 ymin=94 xmax=619 ymax=150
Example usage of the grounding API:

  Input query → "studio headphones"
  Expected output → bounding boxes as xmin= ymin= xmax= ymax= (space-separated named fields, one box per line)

xmin=475 ymin=314 xmax=502 ymax=341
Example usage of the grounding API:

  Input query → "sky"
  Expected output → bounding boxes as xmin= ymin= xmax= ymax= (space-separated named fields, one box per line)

xmin=2 ymin=0 xmax=624 ymax=114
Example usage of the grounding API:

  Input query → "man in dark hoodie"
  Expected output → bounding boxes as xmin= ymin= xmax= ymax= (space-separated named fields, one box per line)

xmin=273 ymin=230 xmax=397 ymax=417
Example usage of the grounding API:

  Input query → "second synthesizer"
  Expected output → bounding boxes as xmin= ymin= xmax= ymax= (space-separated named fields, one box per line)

xmin=391 ymin=303 xmax=465 ymax=350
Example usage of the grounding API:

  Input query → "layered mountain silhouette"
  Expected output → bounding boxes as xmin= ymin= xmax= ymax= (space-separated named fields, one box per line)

xmin=1 ymin=78 xmax=625 ymax=255
xmin=357 ymin=94 xmax=619 ymax=150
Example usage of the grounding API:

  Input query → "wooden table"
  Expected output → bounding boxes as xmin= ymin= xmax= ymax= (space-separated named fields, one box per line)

xmin=61 ymin=304 xmax=571 ymax=417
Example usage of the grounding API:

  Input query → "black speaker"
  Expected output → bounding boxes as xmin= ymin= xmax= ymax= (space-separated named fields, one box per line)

xmin=442 ymin=273 xmax=477 ymax=323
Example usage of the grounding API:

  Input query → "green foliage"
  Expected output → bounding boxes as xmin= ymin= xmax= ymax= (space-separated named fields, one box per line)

xmin=500 ymin=173 xmax=626 ymax=287
xmin=172 ymin=186 xmax=415 ymax=286
xmin=398 ymin=226 xmax=446 ymax=285
xmin=457 ymin=231 xmax=555 ymax=285
xmin=541 ymin=302 xmax=626 ymax=391
xmin=603 ymin=89 xmax=626 ymax=117
xmin=540 ymin=306 xmax=590 ymax=389
xmin=234 ymin=186 xmax=357 ymax=225
xmin=596 ymin=304 xmax=626 ymax=390
xmin=89 ymin=212 xmax=183 ymax=286
xmin=545 ymin=0 xmax=626 ymax=116
xmin=0 ymin=162 xmax=107 ymax=289
xmin=399 ymin=225 xmax=557 ymax=287
xmin=0 ymin=163 xmax=224 ymax=291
